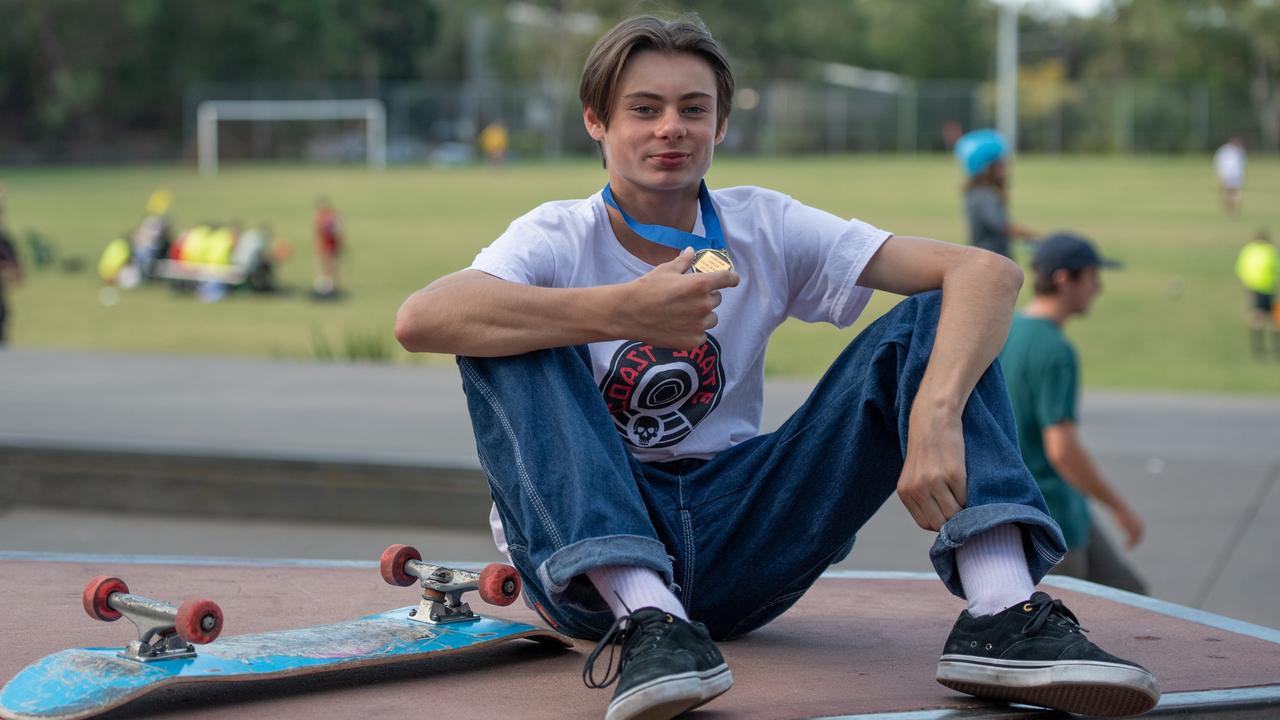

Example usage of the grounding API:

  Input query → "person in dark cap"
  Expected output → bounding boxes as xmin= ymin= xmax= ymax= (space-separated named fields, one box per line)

xmin=999 ymin=232 xmax=1147 ymax=594
xmin=0 ymin=182 xmax=24 ymax=347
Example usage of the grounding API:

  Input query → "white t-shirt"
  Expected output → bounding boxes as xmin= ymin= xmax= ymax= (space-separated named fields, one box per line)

xmin=470 ymin=185 xmax=891 ymax=464
xmin=1214 ymin=143 xmax=1245 ymax=187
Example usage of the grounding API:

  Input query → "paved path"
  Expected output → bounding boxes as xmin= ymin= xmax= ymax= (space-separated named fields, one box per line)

xmin=1 ymin=348 xmax=1277 ymax=629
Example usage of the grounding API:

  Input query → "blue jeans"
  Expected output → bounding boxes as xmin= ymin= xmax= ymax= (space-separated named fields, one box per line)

xmin=458 ymin=290 xmax=1065 ymax=641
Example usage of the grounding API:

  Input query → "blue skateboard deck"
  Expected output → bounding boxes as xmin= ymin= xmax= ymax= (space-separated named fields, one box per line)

xmin=0 ymin=607 xmax=570 ymax=720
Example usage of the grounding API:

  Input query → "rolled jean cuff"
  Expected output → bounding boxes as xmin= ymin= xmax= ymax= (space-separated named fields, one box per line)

xmin=537 ymin=534 xmax=674 ymax=612
xmin=929 ymin=503 xmax=1067 ymax=599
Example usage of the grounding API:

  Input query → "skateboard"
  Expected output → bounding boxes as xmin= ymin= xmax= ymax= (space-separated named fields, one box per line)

xmin=0 ymin=544 xmax=571 ymax=720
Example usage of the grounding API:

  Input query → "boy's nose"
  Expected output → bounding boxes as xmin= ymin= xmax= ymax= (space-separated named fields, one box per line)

xmin=655 ymin=110 xmax=687 ymax=140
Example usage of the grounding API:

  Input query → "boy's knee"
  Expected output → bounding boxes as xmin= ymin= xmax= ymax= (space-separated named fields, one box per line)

xmin=900 ymin=288 xmax=943 ymax=317
xmin=880 ymin=289 xmax=943 ymax=341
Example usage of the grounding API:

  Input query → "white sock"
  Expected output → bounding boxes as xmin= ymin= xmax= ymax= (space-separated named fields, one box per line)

xmin=956 ymin=523 xmax=1036 ymax=616
xmin=586 ymin=565 xmax=688 ymax=621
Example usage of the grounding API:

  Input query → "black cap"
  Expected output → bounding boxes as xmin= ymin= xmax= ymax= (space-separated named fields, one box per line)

xmin=1031 ymin=232 xmax=1122 ymax=274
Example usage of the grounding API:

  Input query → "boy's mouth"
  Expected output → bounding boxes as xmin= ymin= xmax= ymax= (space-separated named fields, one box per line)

xmin=651 ymin=152 xmax=690 ymax=168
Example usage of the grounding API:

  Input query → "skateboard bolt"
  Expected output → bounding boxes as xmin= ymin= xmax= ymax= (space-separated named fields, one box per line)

xmin=201 ymin=616 xmax=216 ymax=631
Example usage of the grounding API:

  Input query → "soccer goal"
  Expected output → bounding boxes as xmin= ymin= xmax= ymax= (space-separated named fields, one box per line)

xmin=196 ymin=99 xmax=387 ymax=176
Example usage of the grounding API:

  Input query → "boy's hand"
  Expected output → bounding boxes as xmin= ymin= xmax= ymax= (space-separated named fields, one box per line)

xmin=897 ymin=409 xmax=968 ymax=531
xmin=614 ymin=248 xmax=739 ymax=351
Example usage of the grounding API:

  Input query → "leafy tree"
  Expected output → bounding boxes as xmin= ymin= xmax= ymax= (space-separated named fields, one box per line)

xmin=1 ymin=0 xmax=1277 ymax=157
xmin=0 ymin=0 xmax=439 ymax=153
xmin=1082 ymin=0 xmax=1280 ymax=149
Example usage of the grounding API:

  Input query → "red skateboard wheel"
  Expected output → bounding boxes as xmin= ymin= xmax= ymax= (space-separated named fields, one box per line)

xmin=380 ymin=544 xmax=422 ymax=587
xmin=478 ymin=563 xmax=521 ymax=606
xmin=175 ymin=598 xmax=223 ymax=644
xmin=83 ymin=576 xmax=129 ymax=622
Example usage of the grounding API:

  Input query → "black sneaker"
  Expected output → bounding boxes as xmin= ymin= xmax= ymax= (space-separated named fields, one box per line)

xmin=583 ymin=607 xmax=733 ymax=720
xmin=937 ymin=592 xmax=1160 ymax=717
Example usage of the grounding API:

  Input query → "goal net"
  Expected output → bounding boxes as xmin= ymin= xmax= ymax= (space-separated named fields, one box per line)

xmin=196 ymin=99 xmax=387 ymax=176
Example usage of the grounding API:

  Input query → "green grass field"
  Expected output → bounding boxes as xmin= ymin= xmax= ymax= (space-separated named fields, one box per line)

xmin=3 ymin=155 xmax=1278 ymax=394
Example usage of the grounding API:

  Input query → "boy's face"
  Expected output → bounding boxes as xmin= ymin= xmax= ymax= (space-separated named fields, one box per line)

xmin=1062 ymin=265 xmax=1102 ymax=316
xmin=585 ymin=50 xmax=726 ymax=195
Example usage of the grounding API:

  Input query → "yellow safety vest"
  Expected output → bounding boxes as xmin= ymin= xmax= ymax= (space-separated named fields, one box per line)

xmin=98 ymin=238 xmax=131 ymax=281
xmin=181 ymin=226 xmax=213 ymax=264
xmin=207 ymin=227 xmax=236 ymax=266
xmin=1236 ymin=241 xmax=1278 ymax=294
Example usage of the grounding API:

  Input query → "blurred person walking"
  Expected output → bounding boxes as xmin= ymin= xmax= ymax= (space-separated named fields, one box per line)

xmin=479 ymin=120 xmax=510 ymax=166
xmin=1213 ymin=136 xmax=1246 ymax=215
xmin=0 ymin=183 xmax=24 ymax=347
xmin=313 ymin=197 xmax=343 ymax=299
xmin=941 ymin=120 xmax=963 ymax=151
xmin=1235 ymin=229 xmax=1279 ymax=360
xmin=397 ymin=15 xmax=1159 ymax=720
xmin=955 ymin=130 xmax=1037 ymax=261
xmin=1000 ymin=233 xmax=1147 ymax=595
xmin=133 ymin=187 xmax=174 ymax=277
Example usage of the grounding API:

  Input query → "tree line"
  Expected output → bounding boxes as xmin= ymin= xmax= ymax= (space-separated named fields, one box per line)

xmin=1 ymin=0 xmax=1277 ymax=160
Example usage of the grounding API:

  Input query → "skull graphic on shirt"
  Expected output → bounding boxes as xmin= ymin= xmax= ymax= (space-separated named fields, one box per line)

xmin=599 ymin=336 xmax=725 ymax=449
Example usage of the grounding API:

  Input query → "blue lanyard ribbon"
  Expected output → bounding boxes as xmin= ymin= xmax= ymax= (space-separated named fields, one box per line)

xmin=601 ymin=181 xmax=725 ymax=252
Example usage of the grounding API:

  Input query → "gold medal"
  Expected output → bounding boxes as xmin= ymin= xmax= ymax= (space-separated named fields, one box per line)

xmin=691 ymin=248 xmax=733 ymax=274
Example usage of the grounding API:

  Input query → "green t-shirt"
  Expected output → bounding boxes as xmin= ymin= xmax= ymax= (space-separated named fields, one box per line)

xmin=999 ymin=314 xmax=1091 ymax=549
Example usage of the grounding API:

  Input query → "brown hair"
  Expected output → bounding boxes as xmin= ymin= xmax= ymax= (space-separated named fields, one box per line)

xmin=1033 ymin=267 xmax=1084 ymax=296
xmin=965 ymin=162 xmax=1007 ymax=202
xmin=580 ymin=15 xmax=734 ymax=162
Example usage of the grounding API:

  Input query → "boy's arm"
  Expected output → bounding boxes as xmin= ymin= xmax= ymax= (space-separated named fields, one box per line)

xmin=1010 ymin=222 xmax=1039 ymax=241
xmin=395 ymin=269 xmax=617 ymax=356
xmin=1044 ymin=421 xmax=1144 ymax=548
xmin=857 ymin=236 xmax=1024 ymax=531
xmin=395 ymin=249 xmax=739 ymax=357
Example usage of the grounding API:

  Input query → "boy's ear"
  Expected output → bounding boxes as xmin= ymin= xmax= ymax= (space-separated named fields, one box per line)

xmin=584 ymin=106 xmax=606 ymax=141
xmin=714 ymin=117 xmax=729 ymax=145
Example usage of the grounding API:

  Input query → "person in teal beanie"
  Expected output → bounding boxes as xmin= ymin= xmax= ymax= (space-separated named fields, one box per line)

xmin=955 ymin=129 xmax=1037 ymax=259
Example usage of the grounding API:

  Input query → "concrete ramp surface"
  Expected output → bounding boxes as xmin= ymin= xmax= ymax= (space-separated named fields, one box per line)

xmin=0 ymin=555 xmax=1276 ymax=719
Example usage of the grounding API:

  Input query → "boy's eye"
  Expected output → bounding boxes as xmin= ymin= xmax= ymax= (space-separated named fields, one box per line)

xmin=632 ymin=105 xmax=656 ymax=114
xmin=682 ymin=106 xmax=708 ymax=115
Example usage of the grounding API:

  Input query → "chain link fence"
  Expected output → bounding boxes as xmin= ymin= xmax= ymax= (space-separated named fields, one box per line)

xmin=179 ymin=77 xmax=1265 ymax=167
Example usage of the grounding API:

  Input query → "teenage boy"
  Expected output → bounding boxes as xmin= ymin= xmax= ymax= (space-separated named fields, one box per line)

xmin=1001 ymin=233 xmax=1148 ymax=594
xmin=396 ymin=16 xmax=1158 ymax=720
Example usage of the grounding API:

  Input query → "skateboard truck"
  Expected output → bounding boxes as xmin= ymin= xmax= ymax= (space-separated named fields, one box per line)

xmin=380 ymin=544 xmax=520 ymax=625
xmin=83 ymin=576 xmax=224 ymax=662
